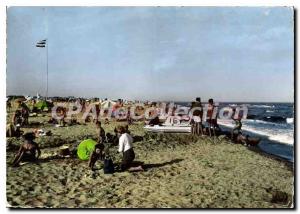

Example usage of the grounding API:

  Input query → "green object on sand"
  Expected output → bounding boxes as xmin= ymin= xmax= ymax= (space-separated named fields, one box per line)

xmin=77 ymin=139 xmax=97 ymax=160
xmin=34 ymin=100 xmax=49 ymax=110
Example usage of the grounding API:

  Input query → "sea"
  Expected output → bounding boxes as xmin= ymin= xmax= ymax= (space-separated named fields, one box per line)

xmin=176 ymin=102 xmax=294 ymax=162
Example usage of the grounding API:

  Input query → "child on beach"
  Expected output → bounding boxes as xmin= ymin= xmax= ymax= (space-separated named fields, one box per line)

xmin=12 ymin=132 xmax=41 ymax=167
xmin=88 ymin=143 xmax=105 ymax=171
xmin=190 ymin=117 xmax=196 ymax=135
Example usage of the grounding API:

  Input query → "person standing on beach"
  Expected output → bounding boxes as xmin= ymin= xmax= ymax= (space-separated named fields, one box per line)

xmin=190 ymin=98 xmax=203 ymax=136
xmin=116 ymin=126 xmax=143 ymax=172
xmin=206 ymin=98 xmax=219 ymax=137
xmin=126 ymin=106 xmax=132 ymax=125
xmin=95 ymin=121 xmax=106 ymax=144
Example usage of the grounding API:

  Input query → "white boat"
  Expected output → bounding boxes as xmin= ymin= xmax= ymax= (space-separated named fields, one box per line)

xmin=144 ymin=116 xmax=191 ymax=133
xmin=144 ymin=125 xmax=191 ymax=133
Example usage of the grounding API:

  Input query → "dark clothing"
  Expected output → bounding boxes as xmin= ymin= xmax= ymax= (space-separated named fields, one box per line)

xmin=121 ymin=148 xmax=135 ymax=171
xmin=149 ymin=116 xmax=160 ymax=126
xmin=192 ymin=101 xmax=203 ymax=117
xmin=103 ymin=158 xmax=115 ymax=174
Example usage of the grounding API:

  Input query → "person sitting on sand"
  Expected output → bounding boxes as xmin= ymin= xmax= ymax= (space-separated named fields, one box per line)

xmin=56 ymin=106 xmax=66 ymax=126
xmin=116 ymin=126 xmax=143 ymax=172
xmin=6 ymin=123 xmax=22 ymax=138
xmin=148 ymin=116 xmax=161 ymax=126
xmin=7 ymin=100 xmax=12 ymax=112
xmin=12 ymin=109 xmax=23 ymax=126
xmin=96 ymin=121 xmax=106 ymax=144
xmin=231 ymin=111 xmax=242 ymax=140
xmin=104 ymin=118 xmax=110 ymax=125
xmin=88 ymin=143 xmax=105 ymax=171
xmin=20 ymin=102 xmax=30 ymax=126
xmin=12 ymin=132 xmax=41 ymax=167
xmin=236 ymin=133 xmax=261 ymax=146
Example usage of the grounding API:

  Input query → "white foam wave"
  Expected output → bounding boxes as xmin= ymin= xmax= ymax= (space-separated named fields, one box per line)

xmin=250 ymin=104 xmax=275 ymax=108
xmin=218 ymin=120 xmax=294 ymax=145
xmin=286 ymin=118 xmax=294 ymax=124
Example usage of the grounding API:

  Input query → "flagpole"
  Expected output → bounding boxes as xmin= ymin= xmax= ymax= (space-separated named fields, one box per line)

xmin=36 ymin=39 xmax=48 ymax=100
xmin=46 ymin=38 xmax=48 ymax=100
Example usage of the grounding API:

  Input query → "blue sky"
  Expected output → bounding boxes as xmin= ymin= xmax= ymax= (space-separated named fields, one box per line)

xmin=7 ymin=7 xmax=294 ymax=102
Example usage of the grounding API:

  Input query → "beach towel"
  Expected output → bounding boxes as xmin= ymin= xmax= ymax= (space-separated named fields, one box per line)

xmin=77 ymin=139 xmax=97 ymax=160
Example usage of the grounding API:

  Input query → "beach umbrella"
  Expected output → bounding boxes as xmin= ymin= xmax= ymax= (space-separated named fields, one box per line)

xmin=77 ymin=139 xmax=97 ymax=160
xmin=101 ymin=100 xmax=116 ymax=109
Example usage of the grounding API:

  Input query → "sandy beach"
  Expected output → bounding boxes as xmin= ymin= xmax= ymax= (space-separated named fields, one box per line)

xmin=6 ymin=113 xmax=294 ymax=208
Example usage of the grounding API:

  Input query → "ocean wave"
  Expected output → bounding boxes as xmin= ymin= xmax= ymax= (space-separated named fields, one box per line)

xmin=218 ymin=120 xmax=294 ymax=145
xmin=286 ymin=118 xmax=294 ymax=124
xmin=261 ymin=116 xmax=287 ymax=123
xmin=246 ymin=115 xmax=288 ymax=124
xmin=266 ymin=110 xmax=274 ymax=113
xmin=250 ymin=104 xmax=275 ymax=108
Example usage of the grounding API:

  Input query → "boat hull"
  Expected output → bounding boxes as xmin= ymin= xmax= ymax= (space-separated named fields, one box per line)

xmin=144 ymin=125 xmax=191 ymax=133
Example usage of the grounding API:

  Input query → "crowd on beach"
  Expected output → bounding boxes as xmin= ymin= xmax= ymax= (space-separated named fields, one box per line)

xmin=6 ymin=96 xmax=260 ymax=173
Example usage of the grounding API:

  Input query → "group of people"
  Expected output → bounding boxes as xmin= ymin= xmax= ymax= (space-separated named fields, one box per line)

xmin=11 ymin=116 xmax=144 ymax=173
xmin=189 ymin=97 xmax=259 ymax=145
xmin=88 ymin=121 xmax=143 ymax=172
xmin=190 ymin=97 xmax=221 ymax=137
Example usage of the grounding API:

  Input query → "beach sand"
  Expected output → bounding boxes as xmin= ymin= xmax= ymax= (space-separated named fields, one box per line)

xmin=6 ymin=114 xmax=294 ymax=208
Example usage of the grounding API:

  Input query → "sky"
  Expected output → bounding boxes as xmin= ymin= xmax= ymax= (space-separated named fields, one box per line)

xmin=7 ymin=7 xmax=294 ymax=102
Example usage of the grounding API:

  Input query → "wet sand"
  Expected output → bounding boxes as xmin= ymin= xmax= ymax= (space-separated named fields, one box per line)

xmin=6 ymin=114 xmax=294 ymax=208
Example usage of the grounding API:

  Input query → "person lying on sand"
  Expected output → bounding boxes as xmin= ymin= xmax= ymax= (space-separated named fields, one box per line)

xmin=96 ymin=121 xmax=106 ymax=144
xmin=116 ymin=126 xmax=143 ymax=172
xmin=88 ymin=143 xmax=105 ymax=171
xmin=12 ymin=132 xmax=41 ymax=167
xmin=236 ymin=133 xmax=261 ymax=146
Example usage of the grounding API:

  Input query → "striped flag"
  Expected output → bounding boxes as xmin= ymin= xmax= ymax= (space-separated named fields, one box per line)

xmin=36 ymin=39 xmax=46 ymax=48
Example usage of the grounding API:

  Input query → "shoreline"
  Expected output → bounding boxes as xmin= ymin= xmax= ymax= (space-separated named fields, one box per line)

xmin=219 ymin=124 xmax=294 ymax=163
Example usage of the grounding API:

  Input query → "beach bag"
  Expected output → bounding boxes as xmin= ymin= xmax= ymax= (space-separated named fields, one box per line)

xmin=103 ymin=158 xmax=115 ymax=174
xmin=77 ymin=139 xmax=97 ymax=160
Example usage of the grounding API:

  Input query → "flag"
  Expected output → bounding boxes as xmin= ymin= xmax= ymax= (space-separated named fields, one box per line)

xmin=36 ymin=39 xmax=46 ymax=48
